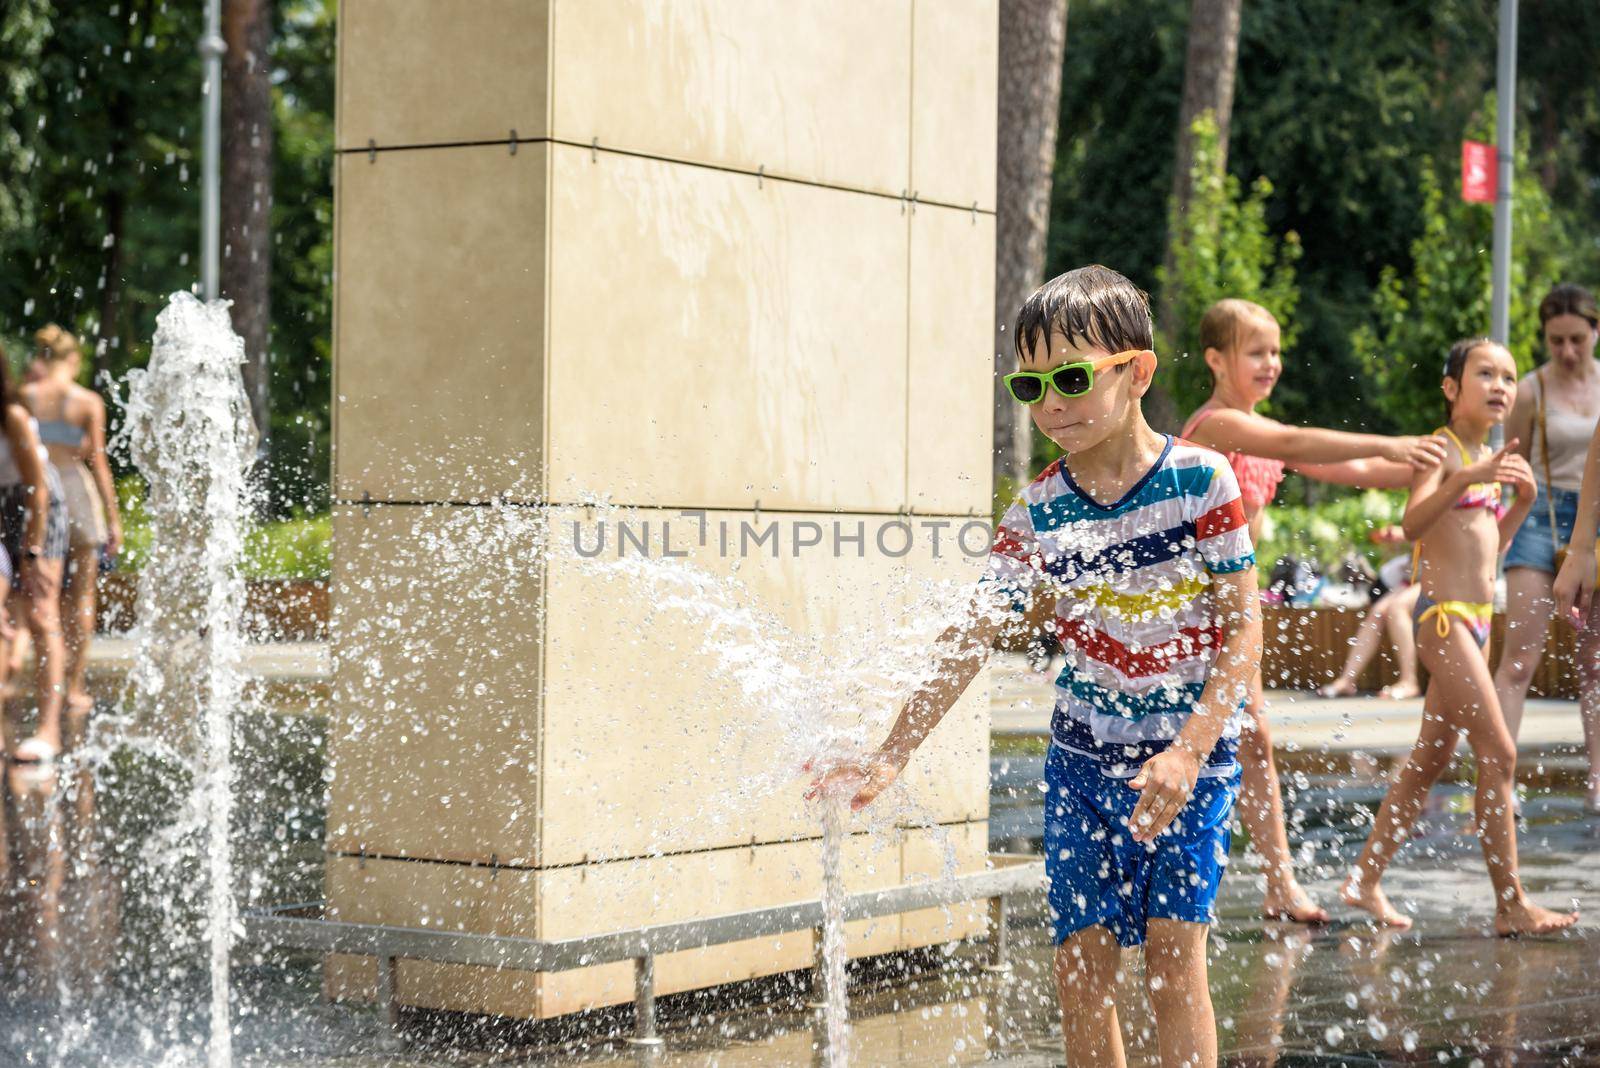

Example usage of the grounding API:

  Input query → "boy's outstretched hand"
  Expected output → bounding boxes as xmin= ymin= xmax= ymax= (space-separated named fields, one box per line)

xmin=804 ymin=750 xmax=904 ymax=812
xmin=1127 ymin=747 xmax=1200 ymax=843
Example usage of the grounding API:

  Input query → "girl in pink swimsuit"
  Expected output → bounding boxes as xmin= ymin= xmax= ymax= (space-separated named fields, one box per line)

xmin=1179 ymin=299 xmax=1448 ymax=924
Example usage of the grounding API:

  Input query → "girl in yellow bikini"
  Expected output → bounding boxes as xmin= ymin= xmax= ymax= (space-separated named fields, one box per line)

xmin=1341 ymin=338 xmax=1578 ymax=935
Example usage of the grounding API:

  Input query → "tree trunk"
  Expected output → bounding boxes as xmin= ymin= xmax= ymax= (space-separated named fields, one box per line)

xmin=94 ymin=0 xmax=151 ymax=385
xmin=221 ymin=0 xmax=274 ymax=451
xmin=1153 ymin=0 xmax=1242 ymax=432
xmin=995 ymin=0 xmax=1069 ymax=490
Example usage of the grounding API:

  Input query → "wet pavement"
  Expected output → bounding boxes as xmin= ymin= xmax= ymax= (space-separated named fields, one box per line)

xmin=0 ymin=650 xmax=1594 ymax=1065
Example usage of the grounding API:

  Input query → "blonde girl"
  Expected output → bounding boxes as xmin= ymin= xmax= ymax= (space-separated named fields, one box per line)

xmin=1180 ymin=298 xmax=1446 ymax=923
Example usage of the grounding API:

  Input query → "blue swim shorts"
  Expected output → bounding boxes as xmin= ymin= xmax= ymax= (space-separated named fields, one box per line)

xmin=1043 ymin=742 xmax=1238 ymax=948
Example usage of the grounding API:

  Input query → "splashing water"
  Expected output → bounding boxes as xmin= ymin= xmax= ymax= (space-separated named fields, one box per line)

xmin=818 ymin=797 xmax=851 ymax=1067
xmin=118 ymin=292 xmax=258 ymax=1068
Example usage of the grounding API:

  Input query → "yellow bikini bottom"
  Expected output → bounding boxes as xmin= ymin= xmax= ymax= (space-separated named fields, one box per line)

xmin=1413 ymin=595 xmax=1492 ymax=648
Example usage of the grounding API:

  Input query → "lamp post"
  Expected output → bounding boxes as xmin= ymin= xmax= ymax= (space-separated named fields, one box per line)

xmin=199 ymin=0 xmax=226 ymax=302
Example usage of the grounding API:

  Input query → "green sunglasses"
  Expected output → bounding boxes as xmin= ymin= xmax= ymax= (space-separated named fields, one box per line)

xmin=1004 ymin=349 xmax=1149 ymax=404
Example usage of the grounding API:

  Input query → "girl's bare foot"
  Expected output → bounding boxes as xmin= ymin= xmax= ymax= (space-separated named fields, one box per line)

xmin=1494 ymin=898 xmax=1578 ymax=937
xmin=1340 ymin=875 xmax=1413 ymax=929
xmin=1317 ymin=679 xmax=1357 ymax=698
xmin=1379 ymin=683 xmax=1422 ymax=700
xmin=1263 ymin=880 xmax=1330 ymax=924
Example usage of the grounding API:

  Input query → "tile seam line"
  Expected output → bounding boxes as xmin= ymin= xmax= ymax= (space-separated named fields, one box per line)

xmin=329 ymin=818 xmax=988 ymax=874
xmin=333 ymin=137 xmax=996 ymax=216
xmin=330 ymin=497 xmax=986 ymax=519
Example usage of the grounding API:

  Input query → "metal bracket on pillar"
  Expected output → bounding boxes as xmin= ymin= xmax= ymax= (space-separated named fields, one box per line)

xmin=627 ymin=954 xmax=665 ymax=1047
xmin=971 ymin=201 xmax=979 ymax=224
xmin=983 ymin=896 xmax=1012 ymax=974
xmin=509 ymin=130 xmax=518 ymax=156
xmin=900 ymin=189 xmax=908 ymax=215
xmin=806 ymin=926 xmax=827 ymax=1010
xmin=909 ymin=190 xmax=918 ymax=215
xmin=374 ymin=954 xmax=403 ymax=1048
xmin=590 ymin=137 xmax=600 ymax=162
xmin=757 ymin=164 xmax=765 ymax=190
xmin=366 ymin=139 xmax=377 ymax=164
xmin=361 ymin=490 xmax=373 ymax=517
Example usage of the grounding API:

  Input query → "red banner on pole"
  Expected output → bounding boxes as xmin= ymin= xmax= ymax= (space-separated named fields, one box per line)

xmin=1462 ymin=140 xmax=1497 ymax=203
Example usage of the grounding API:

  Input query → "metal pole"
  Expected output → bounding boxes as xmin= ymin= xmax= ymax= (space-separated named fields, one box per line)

xmin=1490 ymin=0 xmax=1517 ymax=345
xmin=627 ymin=954 xmax=664 ymax=1047
xmin=199 ymin=0 xmax=226 ymax=300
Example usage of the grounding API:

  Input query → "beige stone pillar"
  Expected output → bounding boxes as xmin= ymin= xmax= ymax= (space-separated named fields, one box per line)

xmin=325 ymin=0 xmax=998 ymax=1018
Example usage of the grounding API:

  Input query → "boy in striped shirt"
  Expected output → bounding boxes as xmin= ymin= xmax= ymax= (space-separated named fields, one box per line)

xmin=810 ymin=265 xmax=1262 ymax=1067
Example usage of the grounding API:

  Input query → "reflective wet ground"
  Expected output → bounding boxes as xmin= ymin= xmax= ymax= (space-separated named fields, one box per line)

xmin=0 ymin=654 xmax=1595 ymax=1066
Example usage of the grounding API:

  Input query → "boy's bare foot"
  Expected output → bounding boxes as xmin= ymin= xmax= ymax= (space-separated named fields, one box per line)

xmin=1316 ymin=679 xmax=1357 ymax=698
xmin=1379 ymin=683 xmax=1422 ymax=700
xmin=1340 ymin=876 xmax=1413 ymax=929
xmin=1494 ymin=898 xmax=1578 ymax=937
xmin=1263 ymin=881 xmax=1329 ymax=924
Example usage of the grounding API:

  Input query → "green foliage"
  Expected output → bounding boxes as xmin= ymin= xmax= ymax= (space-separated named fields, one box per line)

xmin=115 ymin=474 xmax=330 ymax=579
xmin=1050 ymin=0 xmax=1600 ymax=442
xmin=0 ymin=2 xmax=334 ymax=516
xmin=1257 ymin=489 xmax=1407 ymax=573
xmin=1158 ymin=112 xmax=1303 ymax=416
xmin=1349 ymin=124 xmax=1574 ymax=433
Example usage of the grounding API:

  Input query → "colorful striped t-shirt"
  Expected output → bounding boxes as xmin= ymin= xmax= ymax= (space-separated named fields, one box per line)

xmin=981 ymin=436 xmax=1255 ymax=778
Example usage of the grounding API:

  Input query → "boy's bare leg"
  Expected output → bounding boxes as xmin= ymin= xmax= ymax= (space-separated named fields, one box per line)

xmin=1237 ymin=672 xmax=1327 ymax=922
xmin=1056 ymin=925 xmax=1125 ymax=1067
xmin=1145 ymin=919 xmax=1217 ymax=1068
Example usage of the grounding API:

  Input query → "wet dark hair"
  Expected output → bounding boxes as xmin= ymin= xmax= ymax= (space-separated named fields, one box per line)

xmin=1012 ymin=264 xmax=1153 ymax=362
xmin=1442 ymin=336 xmax=1499 ymax=423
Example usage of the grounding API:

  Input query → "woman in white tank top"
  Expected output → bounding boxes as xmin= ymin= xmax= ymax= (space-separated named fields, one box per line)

xmin=1495 ymin=283 xmax=1600 ymax=810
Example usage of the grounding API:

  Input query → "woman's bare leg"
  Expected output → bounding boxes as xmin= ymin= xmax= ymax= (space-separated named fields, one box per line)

xmin=14 ymin=559 xmax=66 ymax=756
xmin=1237 ymin=671 xmax=1327 ymax=922
xmin=1493 ymin=567 xmax=1555 ymax=740
xmin=1379 ymin=585 xmax=1423 ymax=698
xmin=1575 ymin=603 xmax=1600 ymax=808
xmin=61 ymin=543 xmax=98 ymax=712
xmin=1323 ymin=593 xmax=1393 ymax=695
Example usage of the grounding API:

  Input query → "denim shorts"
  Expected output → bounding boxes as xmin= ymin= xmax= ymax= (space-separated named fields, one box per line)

xmin=1504 ymin=483 xmax=1579 ymax=574
xmin=1043 ymin=743 xmax=1238 ymax=948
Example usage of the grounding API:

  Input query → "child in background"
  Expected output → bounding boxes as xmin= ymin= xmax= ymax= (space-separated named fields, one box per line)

xmin=1180 ymin=298 xmax=1445 ymax=923
xmin=1341 ymin=338 xmax=1578 ymax=934
xmin=811 ymin=266 xmax=1262 ymax=1067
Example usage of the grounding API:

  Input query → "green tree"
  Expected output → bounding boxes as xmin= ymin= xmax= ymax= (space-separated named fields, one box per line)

xmin=1350 ymin=137 xmax=1572 ymax=433
xmin=1158 ymin=112 xmax=1302 ymax=417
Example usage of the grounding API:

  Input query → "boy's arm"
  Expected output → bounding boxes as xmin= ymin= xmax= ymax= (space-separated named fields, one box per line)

xmin=1190 ymin=409 xmax=1445 ymax=469
xmin=1127 ymin=566 xmax=1261 ymax=841
xmin=875 ymin=593 xmax=1005 ymax=769
xmin=808 ymin=588 xmax=1006 ymax=812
